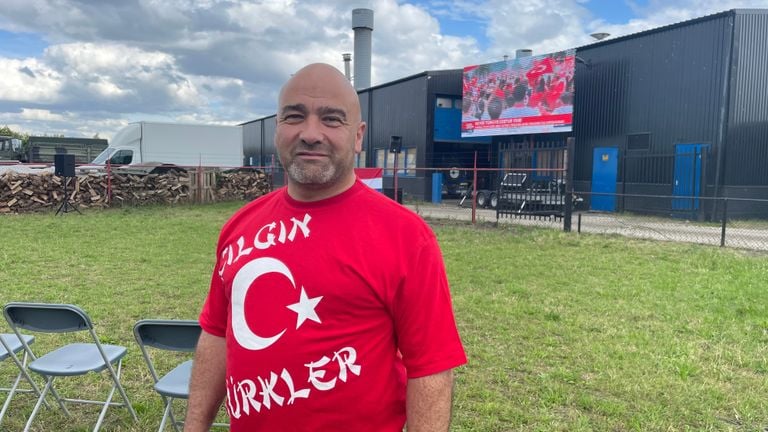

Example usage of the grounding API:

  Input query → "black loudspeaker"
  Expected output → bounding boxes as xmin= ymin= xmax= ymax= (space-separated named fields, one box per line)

xmin=54 ymin=154 xmax=76 ymax=177
xmin=389 ymin=136 xmax=402 ymax=154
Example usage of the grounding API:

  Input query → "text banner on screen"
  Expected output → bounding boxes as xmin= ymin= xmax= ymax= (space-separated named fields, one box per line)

xmin=461 ymin=49 xmax=575 ymax=137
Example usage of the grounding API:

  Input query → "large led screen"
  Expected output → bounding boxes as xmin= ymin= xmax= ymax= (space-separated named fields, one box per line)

xmin=461 ymin=49 xmax=575 ymax=137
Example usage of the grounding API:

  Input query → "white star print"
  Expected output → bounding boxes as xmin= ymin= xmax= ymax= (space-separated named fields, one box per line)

xmin=286 ymin=286 xmax=323 ymax=329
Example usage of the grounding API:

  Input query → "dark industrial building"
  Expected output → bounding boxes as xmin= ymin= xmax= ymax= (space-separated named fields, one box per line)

xmin=574 ymin=8 xmax=768 ymax=219
xmin=243 ymin=9 xmax=768 ymax=218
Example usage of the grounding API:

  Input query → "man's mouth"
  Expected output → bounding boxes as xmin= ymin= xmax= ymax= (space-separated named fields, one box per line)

xmin=295 ymin=151 xmax=328 ymax=159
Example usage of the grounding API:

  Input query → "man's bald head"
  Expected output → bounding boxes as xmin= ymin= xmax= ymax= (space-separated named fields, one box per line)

xmin=278 ymin=63 xmax=362 ymax=122
xmin=274 ymin=63 xmax=367 ymax=201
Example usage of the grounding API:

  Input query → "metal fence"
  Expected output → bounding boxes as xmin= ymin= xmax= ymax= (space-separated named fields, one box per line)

xmin=411 ymin=191 xmax=768 ymax=252
xmin=572 ymin=193 xmax=768 ymax=251
xmin=382 ymin=162 xmax=768 ymax=252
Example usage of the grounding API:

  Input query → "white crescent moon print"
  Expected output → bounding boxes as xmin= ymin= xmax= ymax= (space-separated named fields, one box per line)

xmin=231 ymin=257 xmax=294 ymax=350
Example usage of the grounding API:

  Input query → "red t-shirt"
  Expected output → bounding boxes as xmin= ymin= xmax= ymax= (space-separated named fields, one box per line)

xmin=199 ymin=180 xmax=467 ymax=431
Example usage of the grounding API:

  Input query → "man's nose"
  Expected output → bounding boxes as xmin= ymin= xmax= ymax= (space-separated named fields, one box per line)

xmin=299 ymin=116 xmax=323 ymax=145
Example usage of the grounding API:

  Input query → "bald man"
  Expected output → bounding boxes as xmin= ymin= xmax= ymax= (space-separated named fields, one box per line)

xmin=185 ymin=64 xmax=466 ymax=432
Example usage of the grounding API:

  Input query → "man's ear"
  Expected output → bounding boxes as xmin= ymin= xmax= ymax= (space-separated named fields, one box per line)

xmin=355 ymin=122 xmax=367 ymax=153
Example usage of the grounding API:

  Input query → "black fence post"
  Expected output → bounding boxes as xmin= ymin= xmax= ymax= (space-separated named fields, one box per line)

xmin=471 ymin=151 xmax=478 ymax=225
xmin=720 ymin=198 xmax=728 ymax=247
xmin=563 ymin=137 xmax=576 ymax=232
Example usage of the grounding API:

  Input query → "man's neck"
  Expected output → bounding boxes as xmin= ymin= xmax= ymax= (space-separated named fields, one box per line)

xmin=286 ymin=175 xmax=357 ymax=202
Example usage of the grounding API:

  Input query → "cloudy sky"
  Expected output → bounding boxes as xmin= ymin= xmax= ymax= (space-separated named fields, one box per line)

xmin=0 ymin=0 xmax=765 ymax=140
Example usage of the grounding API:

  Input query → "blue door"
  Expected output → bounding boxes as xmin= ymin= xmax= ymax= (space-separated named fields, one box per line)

xmin=673 ymin=143 xmax=709 ymax=212
xmin=591 ymin=147 xmax=619 ymax=211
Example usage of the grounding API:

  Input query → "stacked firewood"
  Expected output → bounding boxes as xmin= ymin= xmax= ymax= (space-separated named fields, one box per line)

xmin=0 ymin=169 xmax=271 ymax=214
xmin=109 ymin=171 xmax=191 ymax=205
xmin=0 ymin=171 xmax=63 ymax=213
xmin=215 ymin=170 xmax=272 ymax=201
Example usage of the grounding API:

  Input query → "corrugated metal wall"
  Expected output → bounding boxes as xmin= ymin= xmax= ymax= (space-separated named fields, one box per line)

xmin=573 ymin=13 xmax=734 ymax=187
xmin=358 ymin=92 xmax=371 ymax=162
xmin=366 ymin=75 xmax=430 ymax=198
xmin=368 ymin=75 xmax=428 ymax=155
xmin=242 ymin=120 xmax=261 ymax=165
xmin=262 ymin=116 xmax=276 ymax=161
xmin=725 ymin=10 xmax=768 ymax=187
xmin=242 ymin=115 xmax=276 ymax=168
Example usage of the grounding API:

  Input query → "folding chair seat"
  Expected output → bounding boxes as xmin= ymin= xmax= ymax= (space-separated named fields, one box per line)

xmin=3 ymin=302 xmax=138 ymax=431
xmin=0 ymin=332 xmax=43 ymax=425
xmin=134 ymin=319 xmax=227 ymax=431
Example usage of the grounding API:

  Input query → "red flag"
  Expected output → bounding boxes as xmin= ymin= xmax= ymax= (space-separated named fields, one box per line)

xmin=355 ymin=168 xmax=383 ymax=190
xmin=526 ymin=57 xmax=554 ymax=84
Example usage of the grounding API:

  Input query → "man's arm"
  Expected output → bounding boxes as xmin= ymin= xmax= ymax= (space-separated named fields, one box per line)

xmin=184 ymin=331 xmax=227 ymax=432
xmin=405 ymin=369 xmax=454 ymax=432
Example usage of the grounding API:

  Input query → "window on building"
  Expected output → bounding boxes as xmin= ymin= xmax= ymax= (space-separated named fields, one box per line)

xmin=386 ymin=152 xmax=398 ymax=174
xmin=375 ymin=149 xmax=386 ymax=169
xmin=379 ymin=147 xmax=417 ymax=177
xmin=436 ymin=97 xmax=453 ymax=108
xmin=355 ymin=150 xmax=366 ymax=168
xmin=405 ymin=148 xmax=417 ymax=176
xmin=536 ymin=149 xmax=565 ymax=170
xmin=627 ymin=133 xmax=651 ymax=151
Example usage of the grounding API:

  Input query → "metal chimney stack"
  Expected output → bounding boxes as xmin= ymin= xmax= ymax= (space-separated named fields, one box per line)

xmin=342 ymin=53 xmax=352 ymax=82
xmin=516 ymin=49 xmax=533 ymax=58
xmin=352 ymin=8 xmax=373 ymax=90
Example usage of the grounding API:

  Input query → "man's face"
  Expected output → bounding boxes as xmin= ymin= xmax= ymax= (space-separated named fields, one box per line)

xmin=275 ymin=66 xmax=364 ymax=197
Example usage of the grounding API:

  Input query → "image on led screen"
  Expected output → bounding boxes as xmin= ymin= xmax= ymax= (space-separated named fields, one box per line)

xmin=461 ymin=49 xmax=575 ymax=137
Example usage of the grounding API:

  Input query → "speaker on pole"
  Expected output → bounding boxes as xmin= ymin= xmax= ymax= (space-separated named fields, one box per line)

xmin=54 ymin=153 xmax=81 ymax=215
xmin=54 ymin=154 xmax=76 ymax=177
xmin=389 ymin=136 xmax=402 ymax=154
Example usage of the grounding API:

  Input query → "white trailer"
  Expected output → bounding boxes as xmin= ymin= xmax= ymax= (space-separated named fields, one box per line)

xmin=90 ymin=122 xmax=244 ymax=168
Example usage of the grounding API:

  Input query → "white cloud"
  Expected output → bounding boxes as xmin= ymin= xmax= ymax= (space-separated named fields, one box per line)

xmin=0 ymin=58 xmax=62 ymax=102
xmin=19 ymin=108 xmax=66 ymax=121
xmin=40 ymin=42 xmax=208 ymax=111
xmin=481 ymin=0 xmax=594 ymax=56
xmin=368 ymin=0 xmax=480 ymax=78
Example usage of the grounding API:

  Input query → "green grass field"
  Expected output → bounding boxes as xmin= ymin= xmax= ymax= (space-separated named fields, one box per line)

xmin=1 ymin=203 xmax=767 ymax=431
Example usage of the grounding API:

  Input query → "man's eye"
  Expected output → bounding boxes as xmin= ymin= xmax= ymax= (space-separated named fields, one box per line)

xmin=323 ymin=117 xmax=344 ymax=126
xmin=282 ymin=114 xmax=303 ymax=122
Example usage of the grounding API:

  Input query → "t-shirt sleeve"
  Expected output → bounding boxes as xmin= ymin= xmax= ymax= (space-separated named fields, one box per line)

xmin=199 ymin=247 xmax=229 ymax=338
xmin=392 ymin=232 xmax=467 ymax=378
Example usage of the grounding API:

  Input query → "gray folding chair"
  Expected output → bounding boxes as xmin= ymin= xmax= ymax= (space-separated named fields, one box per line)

xmin=133 ymin=319 xmax=227 ymax=431
xmin=3 ymin=302 xmax=138 ymax=431
xmin=0 ymin=332 xmax=45 ymax=425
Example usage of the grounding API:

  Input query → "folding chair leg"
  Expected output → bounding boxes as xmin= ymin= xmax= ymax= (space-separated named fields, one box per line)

xmin=24 ymin=377 xmax=65 ymax=432
xmin=47 ymin=377 xmax=71 ymax=416
xmin=0 ymin=367 xmax=23 ymax=422
xmin=158 ymin=400 xmax=173 ymax=432
xmin=164 ymin=397 xmax=183 ymax=432
xmin=1 ymin=346 xmax=50 ymax=424
xmin=108 ymin=358 xmax=138 ymax=423
xmin=94 ymin=375 xmax=119 ymax=432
